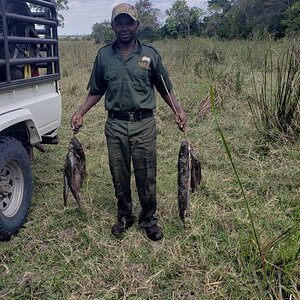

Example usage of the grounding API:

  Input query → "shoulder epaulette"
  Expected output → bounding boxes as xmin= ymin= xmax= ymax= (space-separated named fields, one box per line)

xmin=97 ymin=42 xmax=113 ymax=53
xmin=142 ymin=43 xmax=160 ymax=54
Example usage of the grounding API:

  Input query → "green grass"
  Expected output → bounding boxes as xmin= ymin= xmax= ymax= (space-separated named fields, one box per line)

xmin=0 ymin=37 xmax=299 ymax=299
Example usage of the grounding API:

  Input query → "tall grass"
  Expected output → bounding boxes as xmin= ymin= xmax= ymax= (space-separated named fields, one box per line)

xmin=248 ymin=44 xmax=300 ymax=141
xmin=210 ymin=84 xmax=300 ymax=299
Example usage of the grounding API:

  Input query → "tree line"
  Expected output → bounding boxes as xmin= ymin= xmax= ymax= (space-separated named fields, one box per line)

xmin=205 ymin=0 xmax=300 ymax=39
xmin=56 ymin=0 xmax=300 ymax=42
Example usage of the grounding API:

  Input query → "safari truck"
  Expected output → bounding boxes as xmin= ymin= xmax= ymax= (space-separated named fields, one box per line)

xmin=0 ymin=0 xmax=61 ymax=240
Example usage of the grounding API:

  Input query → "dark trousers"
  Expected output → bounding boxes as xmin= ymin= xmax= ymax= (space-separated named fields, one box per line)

xmin=105 ymin=116 xmax=157 ymax=228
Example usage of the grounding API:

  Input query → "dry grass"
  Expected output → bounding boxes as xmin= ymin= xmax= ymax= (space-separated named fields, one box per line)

xmin=0 ymin=38 xmax=299 ymax=299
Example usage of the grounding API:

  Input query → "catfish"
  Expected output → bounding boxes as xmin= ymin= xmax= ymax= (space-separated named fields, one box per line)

xmin=178 ymin=140 xmax=201 ymax=223
xmin=63 ymin=136 xmax=86 ymax=207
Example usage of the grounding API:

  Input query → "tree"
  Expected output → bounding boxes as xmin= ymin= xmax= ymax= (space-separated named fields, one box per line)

xmin=165 ymin=0 xmax=190 ymax=38
xmin=164 ymin=0 xmax=203 ymax=38
xmin=135 ymin=0 xmax=161 ymax=41
xmin=204 ymin=0 xmax=238 ymax=38
xmin=135 ymin=0 xmax=160 ymax=27
xmin=189 ymin=7 xmax=205 ymax=36
xmin=203 ymin=0 xmax=293 ymax=39
xmin=208 ymin=0 xmax=233 ymax=13
xmin=53 ymin=0 xmax=69 ymax=26
xmin=246 ymin=0 xmax=287 ymax=38
xmin=92 ymin=21 xmax=115 ymax=44
xmin=282 ymin=1 xmax=300 ymax=34
xmin=54 ymin=0 xmax=68 ymax=10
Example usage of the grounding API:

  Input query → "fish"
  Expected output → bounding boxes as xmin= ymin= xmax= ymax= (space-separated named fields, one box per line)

xmin=190 ymin=148 xmax=201 ymax=193
xmin=178 ymin=140 xmax=201 ymax=223
xmin=63 ymin=136 xmax=86 ymax=207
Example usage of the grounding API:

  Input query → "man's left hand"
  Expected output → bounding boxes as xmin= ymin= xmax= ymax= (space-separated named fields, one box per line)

xmin=176 ymin=109 xmax=187 ymax=132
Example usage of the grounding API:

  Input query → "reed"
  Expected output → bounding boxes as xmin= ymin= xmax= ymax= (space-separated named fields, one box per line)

xmin=248 ymin=44 xmax=300 ymax=141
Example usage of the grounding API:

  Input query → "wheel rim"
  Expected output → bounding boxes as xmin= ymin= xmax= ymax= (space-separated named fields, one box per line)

xmin=0 ymin=159 xmax=24 ymax=218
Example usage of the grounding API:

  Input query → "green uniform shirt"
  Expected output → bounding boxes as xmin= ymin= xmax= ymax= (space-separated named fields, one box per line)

xmin=87 ymin=38 xmax=173 ymax=111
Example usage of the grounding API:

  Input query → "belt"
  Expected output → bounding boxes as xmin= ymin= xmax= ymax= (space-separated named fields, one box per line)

xmin=108 ymin=109 xmax=153 ymax=121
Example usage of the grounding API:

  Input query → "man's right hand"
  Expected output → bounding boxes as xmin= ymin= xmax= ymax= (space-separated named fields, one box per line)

xmin=70 ymin=112 xmax=83 ymax=134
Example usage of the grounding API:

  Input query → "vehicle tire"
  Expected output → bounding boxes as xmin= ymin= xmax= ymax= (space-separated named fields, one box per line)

xmin=0 ymin=137 xmax=32 ymax=241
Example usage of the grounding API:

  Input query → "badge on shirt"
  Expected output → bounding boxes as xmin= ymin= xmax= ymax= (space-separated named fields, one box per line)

xmin=138 ymin=56 xmax=151 ymax=69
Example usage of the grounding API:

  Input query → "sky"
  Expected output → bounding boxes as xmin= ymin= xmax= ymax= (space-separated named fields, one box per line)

xmin=58 ymin=0 xmax=207 ymax=36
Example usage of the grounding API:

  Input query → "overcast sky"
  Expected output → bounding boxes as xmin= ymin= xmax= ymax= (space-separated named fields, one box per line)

xmin=58 ymin=0 xmax=207 ymax=36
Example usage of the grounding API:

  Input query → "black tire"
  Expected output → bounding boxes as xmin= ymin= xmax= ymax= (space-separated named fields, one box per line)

xmin=0 ymin=137 xmax=32 ymax=241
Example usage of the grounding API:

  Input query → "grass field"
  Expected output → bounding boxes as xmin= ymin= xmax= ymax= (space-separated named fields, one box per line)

xmin=1 ymin=37 xmax=299 ymax=299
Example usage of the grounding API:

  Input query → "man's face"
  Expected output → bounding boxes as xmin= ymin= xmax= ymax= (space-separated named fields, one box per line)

xmin=112 ymin=14 xmax=139 ymax=43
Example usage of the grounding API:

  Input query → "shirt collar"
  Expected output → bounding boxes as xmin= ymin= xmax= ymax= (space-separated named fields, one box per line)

xmin=111 ymin=38 xmax=142 ymax=54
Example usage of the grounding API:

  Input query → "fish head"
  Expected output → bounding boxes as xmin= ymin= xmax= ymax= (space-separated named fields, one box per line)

xmin=69 ymin=136 xmax=85 ymax=159
xmin=179 ymin=140 xmax=190 ymax=156
xmin=70 ymin=136 xmax=81 ymax=150
xmin=70 ymin=136 xmax=82 ymax=152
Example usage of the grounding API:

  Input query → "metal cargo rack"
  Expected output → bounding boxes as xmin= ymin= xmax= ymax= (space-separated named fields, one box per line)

xmin=0 ymin=0 xmax=60 ymax=91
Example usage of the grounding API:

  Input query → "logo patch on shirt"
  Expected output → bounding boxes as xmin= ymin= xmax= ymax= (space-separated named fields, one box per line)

xmin=138 ymin=56 xmax=151 ymax=69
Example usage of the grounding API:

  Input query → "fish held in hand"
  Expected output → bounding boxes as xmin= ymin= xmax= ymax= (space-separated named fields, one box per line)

xmin=178 ymin=140 xmax=201 ymax=223
xmin=63 ymin=136 xmax=86 ymax=207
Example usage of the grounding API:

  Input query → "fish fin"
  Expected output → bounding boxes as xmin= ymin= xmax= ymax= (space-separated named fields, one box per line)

xmin=69 ymin=184 xmax=83 ymax=208
xmin=190 ymin=150 xmax=202 ymax=193
xmin=63 ymin=173 xmax=69 ymax=206
xmin=75 ymin=195 xmax=83 ymax=208
xmin=73 ymin=191 xmax=83 ymax=208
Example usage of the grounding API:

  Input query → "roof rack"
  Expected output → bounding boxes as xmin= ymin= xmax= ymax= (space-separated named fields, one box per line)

xmin=0 ymin=0 xmax=60 ymax=90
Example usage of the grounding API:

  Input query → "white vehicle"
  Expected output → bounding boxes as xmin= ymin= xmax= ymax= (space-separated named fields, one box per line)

xmin=0 ymin=0 xmax=61 ymax=240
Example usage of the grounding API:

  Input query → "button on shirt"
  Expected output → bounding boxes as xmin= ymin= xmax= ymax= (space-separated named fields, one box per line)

xmin=87 ymin=38 xmax=173 ymax=111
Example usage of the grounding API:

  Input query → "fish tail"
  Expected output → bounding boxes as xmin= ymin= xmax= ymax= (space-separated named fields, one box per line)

xmin=70 ymin=186 xmax=83 ymax=208
xmin=74 ymin=193 xmax=83 ymax=208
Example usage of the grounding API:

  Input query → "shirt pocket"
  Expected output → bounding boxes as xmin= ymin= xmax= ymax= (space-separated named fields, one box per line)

xmin=105 ymin=70 xmax=120 ymax=100
xmin=133 ymin=69 xmax=150 ymax=93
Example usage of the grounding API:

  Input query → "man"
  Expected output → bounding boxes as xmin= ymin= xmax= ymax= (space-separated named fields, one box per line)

xmin=70 ymin=3 xmax=187 ymax=241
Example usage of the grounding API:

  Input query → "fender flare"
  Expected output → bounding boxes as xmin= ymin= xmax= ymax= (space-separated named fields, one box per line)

xmin=0 ymin=109 xmax=41 ymax=144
